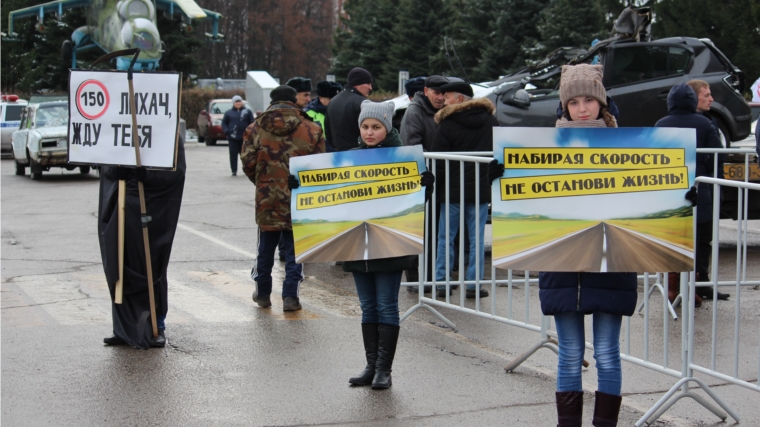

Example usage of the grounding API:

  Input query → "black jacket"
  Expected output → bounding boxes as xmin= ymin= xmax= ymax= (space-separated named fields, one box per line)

xmin=655 ymin=84 xmax=722 ymax=223
xmin=98 ymin=138 xmax=186 ymax=348
xmin=342 ymin=129 xmax=416 ymax=273
xmin=325 ymin=87 xmax=366 ymax=151
xmin=222 ymin=106 xmax=254 ymax=141
xmin=430 ymin=98 xmax=497 ymax=204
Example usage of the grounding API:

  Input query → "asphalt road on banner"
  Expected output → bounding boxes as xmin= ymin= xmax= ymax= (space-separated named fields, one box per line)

xmin=494 ymin=222 xmax=692 ymax=272
xmin=297 ymin=222 xmax=422 ymax=263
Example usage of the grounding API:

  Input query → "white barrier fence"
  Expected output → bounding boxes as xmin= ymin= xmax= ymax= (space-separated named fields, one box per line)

xmin=400 ymin=149 xmax=760 ymax=426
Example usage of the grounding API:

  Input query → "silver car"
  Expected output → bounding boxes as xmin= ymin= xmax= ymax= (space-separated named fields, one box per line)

xmin=12 ymin=101 xmax=89 ymax=180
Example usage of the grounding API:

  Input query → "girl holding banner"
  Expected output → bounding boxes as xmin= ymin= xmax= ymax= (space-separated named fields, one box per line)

xmin=539 ymin=65 xmax=637 ymax=427
xmin=343 ymin=101 xmax=434 ymax=390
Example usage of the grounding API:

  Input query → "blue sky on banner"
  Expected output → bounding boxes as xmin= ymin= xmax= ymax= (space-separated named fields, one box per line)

xmin=491 ymin=127 xmax=697 ymax=220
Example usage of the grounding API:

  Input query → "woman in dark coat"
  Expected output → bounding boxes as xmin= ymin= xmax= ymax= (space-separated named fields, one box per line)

xmin=541 ymin=65 xmax=638 ymax=427
xmin=341 ymin=101 xmax=433 ymax=390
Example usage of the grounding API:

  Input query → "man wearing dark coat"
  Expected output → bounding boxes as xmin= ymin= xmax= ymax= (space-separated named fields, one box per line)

xmin=430 ymin=82 xmax=497 ymax=298
xmin=655 ymin=84 xmax=728 ymax=301
xmin=324 ymin=67 xmax=372 ymax=151
xmin=99 ymin=138 xmax=186 ymax=349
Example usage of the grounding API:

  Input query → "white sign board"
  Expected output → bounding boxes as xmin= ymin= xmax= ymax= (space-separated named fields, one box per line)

xmin=751 ymin=77 xmax=760 ymax=103
xmin=67 ymin=69 xmax=181 ymax=169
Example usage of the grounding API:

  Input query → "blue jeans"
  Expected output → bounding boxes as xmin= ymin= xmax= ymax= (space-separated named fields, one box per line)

xmin=251 ymin=229 xmax=304 ymax=297
xmin=436 ymin=203 xmax=489 ymax=289
xmin=554 ymin=311 xmax=623 ymax=395
xmin=352 ymin=271 xmax=402 ymax=326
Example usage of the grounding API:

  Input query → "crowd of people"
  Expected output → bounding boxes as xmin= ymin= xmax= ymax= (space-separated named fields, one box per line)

xmin=101 ymin=63 xmax=733 ymax=427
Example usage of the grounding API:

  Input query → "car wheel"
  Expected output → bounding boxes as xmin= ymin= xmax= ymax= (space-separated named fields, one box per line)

xmin=14 ymin=160 xmax=25 ymax=176
xmin=206 ymin=138 xmax=217 ymax=146
xmin=79 ymin=166 xmax=91 ymax=174
xmin=29 ymin=154 xmax=42 ymax=180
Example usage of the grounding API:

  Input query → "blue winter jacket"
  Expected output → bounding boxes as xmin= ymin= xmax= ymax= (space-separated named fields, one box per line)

xmin=654 ymin=84 xmax=722 ymax=223
xmin=222 ymin=106 xmax=254 ymax=141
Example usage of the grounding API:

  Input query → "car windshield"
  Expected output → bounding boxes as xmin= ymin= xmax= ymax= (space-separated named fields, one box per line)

xmin=34 ymin=105 xmax=69 ymax=128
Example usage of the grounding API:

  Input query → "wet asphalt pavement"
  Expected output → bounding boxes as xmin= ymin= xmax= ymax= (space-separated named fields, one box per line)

xmin=3 ymin=140 xmax=760 ymax=426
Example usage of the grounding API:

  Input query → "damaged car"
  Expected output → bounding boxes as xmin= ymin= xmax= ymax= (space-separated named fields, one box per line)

xmin=12 ymin=101 xmax=89 ymax=180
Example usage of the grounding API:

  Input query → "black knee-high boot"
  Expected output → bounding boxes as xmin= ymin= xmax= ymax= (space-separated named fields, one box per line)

xmin=349 ymin=323 xmax=378 ymax=386
xmin=556 ymin=391 xmax=584 ymax=427
xmin=371 ymin=324 xmax=400 ymax=390
xmin=592 ymin=391 xmax=622 ymax=427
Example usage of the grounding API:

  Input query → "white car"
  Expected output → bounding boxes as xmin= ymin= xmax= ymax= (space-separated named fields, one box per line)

xmin=12 ymin=101 xmax=88 ymax=180
xmin=1 ymin=95 xmax=28 ymax=159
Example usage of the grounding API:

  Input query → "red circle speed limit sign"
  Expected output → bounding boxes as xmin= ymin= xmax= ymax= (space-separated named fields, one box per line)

xmin=75 ymin=79 xmax=110 ymax=120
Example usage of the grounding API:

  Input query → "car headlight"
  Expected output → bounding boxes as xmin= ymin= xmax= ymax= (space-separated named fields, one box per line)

xmin=212 ymin=119 xmax=222 ymax=126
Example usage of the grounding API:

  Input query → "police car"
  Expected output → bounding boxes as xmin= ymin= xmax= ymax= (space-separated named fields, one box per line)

xmin=1 ymin=95 xmax=28 ymax=159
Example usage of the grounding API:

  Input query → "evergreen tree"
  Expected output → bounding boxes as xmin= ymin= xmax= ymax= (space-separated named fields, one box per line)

xmin=157 ymin=17 xmax=203 ymax=83
xmin=534 ymin=0 xmax=606 ymax=57
xmin=443 ymin=0 xmax=494 ymax=81
xmin=653 ymin=0 xmax=760 ymax=95
xmin=474 ymin=0 xmax=550 ymax=80
xmin=381 ymin=0 xmax=448 ymax=91
xmin=331 ymin=0 xmax=376 ymax=84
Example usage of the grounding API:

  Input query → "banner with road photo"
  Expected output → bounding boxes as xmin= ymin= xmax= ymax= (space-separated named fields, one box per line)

xmin=491 ymin=127 xmax=696 ymax=273
xmin=290 ymin=145 xmax=426 ymax=263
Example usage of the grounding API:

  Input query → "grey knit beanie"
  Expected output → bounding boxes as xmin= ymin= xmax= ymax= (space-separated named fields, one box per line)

xmin=559 ymin=64 xmax=607 ymax=110
xmin=358 ymin=100 xmax=394 ymax=132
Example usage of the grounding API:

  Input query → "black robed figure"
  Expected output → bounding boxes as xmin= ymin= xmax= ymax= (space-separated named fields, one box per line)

xmin=98 ymin=137 xmax=186 ymax=349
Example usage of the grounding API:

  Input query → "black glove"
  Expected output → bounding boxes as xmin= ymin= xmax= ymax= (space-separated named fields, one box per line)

xmin=420 ymin=171 xmax=435 ymax=202
xmin=135 ymin=167 xmax=147 ymax=182
xmin=420 ymin=171 xmax=435 ymax=187
xmin=288 ymin=174 xmax=300 ymax=189
xmin=112 ymin=166 xmax=130 ymax=181
xmin=685 ymin=186 xmax=698 ymax=207
xmin=487 ymin=159 xmax=504 ymax=183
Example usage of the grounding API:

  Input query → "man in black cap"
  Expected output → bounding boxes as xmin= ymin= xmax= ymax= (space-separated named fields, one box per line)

xmin=305 ymin=81 xmax=342 ymax=151
xmin=404 ymin=76 xmax=427 ymax=101
xmin=401 ymin=75 xmax=448 ymax=152
xmin=286 ymin=77 xmax=313 ymax=109
xmin=431 ymin=81 xmax=497 ymax=299
xmin=240 ymin=85 xmax=325 ymax=312
xmin=324 ymin=67 xmax=373 ymax=151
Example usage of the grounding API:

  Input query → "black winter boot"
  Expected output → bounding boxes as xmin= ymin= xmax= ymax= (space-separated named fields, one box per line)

xmin=556 ymin=391 xmax=583 ymax=427
xmin=371 ymin=324 xmax=400 ymax=390
xmin=349 ymin=324 xmax=379 ymax=386
xmin=592 ymin=391 xmax=622 ymax=427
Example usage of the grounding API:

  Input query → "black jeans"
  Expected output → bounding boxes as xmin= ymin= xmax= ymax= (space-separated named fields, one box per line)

xmin=228 ymin=138 xmax=243 ymax=174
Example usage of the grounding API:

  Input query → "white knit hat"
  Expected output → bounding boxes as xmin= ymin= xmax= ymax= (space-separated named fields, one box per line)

xmin=559 ymin=64 xmax=607 ymax=110
xmin=358 ymin=100 xmax=394 ymax=132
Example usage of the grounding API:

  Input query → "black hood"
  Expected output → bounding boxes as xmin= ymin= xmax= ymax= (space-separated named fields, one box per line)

xmin=667 ymin=84 xmax=698 ymax=115
xmin=434 ymin=98 xmax=496 ymax=129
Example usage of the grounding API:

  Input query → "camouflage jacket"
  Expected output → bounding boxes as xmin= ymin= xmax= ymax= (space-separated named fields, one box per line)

xmin=241 ymin=102 xmax=325 ymax=231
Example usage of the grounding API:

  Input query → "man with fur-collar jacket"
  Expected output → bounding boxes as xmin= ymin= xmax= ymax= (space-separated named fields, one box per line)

xmin=431 ymin=81 xmax=498 ymax=299
xmin=241 ymin=85 xmax=325 ymax=312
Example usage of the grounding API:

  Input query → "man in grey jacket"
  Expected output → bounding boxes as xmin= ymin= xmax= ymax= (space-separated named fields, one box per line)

xmin=399 ymin=75 xmax=448 ymax=291
xmin=400 ymin=75 xmax=448 ymax=151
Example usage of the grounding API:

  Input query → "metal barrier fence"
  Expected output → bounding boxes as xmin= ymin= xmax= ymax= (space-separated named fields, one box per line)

xmin=399 ymin=148 xmax=760 ymax=426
